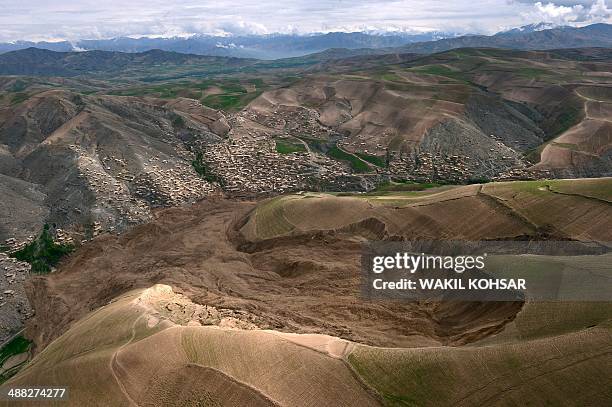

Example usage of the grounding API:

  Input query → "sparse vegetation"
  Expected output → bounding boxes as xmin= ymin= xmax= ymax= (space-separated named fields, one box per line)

xmin=201 ymin=91 xmax=261 ymax=111
xmin=372 ymin=181 xmax=441 ymax=193
xmin=0 ymin=335 xmax=31 ymax=384
xmin=517 ymin=67 xmax=549 ymax=79
xmin=8 ymin=79 xmax=28 ymax=92
xmin=171 ymin=113 xmax=186 ymax=129
xmin=466 ymin=177 xmax=491 ymax=184
xmin=11 ymin=225 xmax=74 ymax=273
xmin=191 ymin=152 xmax=222 ymax=184
xmin=376 ymin=71 xmax=402 ymax=82
xmin=254 ymin=196 xmax=295 ymax=239
xmin=10 ymin=92 xmax=29 ymax=105
xmin=412 ymin=65 xmax=467 ymax=82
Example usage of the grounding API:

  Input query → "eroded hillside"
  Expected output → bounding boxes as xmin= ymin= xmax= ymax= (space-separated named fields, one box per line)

xmin=247 ymin=48 xmax=612 ymax=180
xmin=0 ymin=90 xmax=229 ymax=243
xmin=6 ymin=179 xmax=612 ymax=406
xmin=20 ymin=179 xmax=612 ymax=352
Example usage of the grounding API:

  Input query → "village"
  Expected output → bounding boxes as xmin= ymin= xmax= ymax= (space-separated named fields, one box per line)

xmin=0 ymin=252 xmax=32 ymax=345
xmin=198 ymin=111 xmax=353 ymax=196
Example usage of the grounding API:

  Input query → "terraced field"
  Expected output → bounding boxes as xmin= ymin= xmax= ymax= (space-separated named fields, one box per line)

xmin=7 ymin=279 xmax=611 ymax=406
xmin=242 ymin=179 xmax=612 ymax=243
xmin=6 ymin=285 xmax=380 ymax=407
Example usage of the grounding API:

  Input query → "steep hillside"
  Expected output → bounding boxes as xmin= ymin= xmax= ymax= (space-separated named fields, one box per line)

xmin=0 ymin=90 xmax=228 ymax=242
xmin=246 ymin=48 xmax=612 ymax=179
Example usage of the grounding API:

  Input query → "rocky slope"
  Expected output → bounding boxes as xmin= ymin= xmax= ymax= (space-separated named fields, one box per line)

xmin=0 ymin=90 xmax=230 ymax=243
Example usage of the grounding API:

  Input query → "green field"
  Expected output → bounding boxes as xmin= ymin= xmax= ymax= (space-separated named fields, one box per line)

xmin=11 ymin=225 xmax=73 ymax=273
xmin=327 ymin=146 xmax=371 ymax=173
xmin=411 ymin=65 xmax=468 ymax=83
xmin=355 ymin=152 xmax=387 ymax=167
xmin=275 ymin=140 xmax=306 ymax=154
xmin=0 ymin=336 xmax=31 ymax=384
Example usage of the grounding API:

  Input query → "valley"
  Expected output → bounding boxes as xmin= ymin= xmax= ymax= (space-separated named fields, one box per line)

xmin=1 ymin=46 xmax=610 ymax=247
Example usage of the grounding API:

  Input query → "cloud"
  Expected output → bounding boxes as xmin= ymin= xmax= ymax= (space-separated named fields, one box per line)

xmin=512 ymin=0 xmax=611 ymax=24
xmin=513 ymin=0 xmax=606 ymax=5
xmin=0 ymin=0 xmax=609 ymax=42
xmin=527 ymin=0 xmax=611 ymax=23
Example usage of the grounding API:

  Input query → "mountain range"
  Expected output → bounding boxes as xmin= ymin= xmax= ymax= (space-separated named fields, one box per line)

xmin=396 ymin=23 xmax=612 ymax=54
xmin=1 ymin=23 xmax=611 ymax=60
xmin=0 ymin=31 xmax=454 ymax=60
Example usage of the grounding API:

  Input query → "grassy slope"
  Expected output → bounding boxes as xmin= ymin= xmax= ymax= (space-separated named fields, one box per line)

xmin=253 ymin=196 xmax=296 ymax=240
xmin=348 ymin=322 xmax=611 ymax=406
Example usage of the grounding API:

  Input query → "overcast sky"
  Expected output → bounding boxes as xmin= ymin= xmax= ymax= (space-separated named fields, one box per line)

xmin=0 ymin=0 xmax=610 ymax=42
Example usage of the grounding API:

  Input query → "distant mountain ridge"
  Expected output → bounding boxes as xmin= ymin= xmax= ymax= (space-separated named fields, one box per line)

xmin=0 ymin=23 xmax=611 ymax=78
xmin=0 ymin=31 xmax=457 ymax=60
xmin=500 ymin=22 xmax=563 ymax=35
xmin=0 ymin=23 xmax=610 ymax=61
xmin=396 ymin=23 xmax=612 ymax=54
xmin=0 ymin=47 xmax=254 ymax=77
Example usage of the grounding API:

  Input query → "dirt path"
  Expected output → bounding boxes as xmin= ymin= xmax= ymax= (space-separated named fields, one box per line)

xmin=110 ymin=314 xmax=144 ymax=407
xmin=575 ymin=88 xmax=612 ymax=123
xmin=533 ymin=88 xmax=603 ymax=168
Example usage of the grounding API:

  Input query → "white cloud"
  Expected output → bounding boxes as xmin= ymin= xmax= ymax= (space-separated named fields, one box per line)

xmin=0 ymin=0 xmax=609 ymax=42
xmin=523 ymin=0 xmax=611 ymax=23
xmin=536 ymin=2 xmax=585 ymax=20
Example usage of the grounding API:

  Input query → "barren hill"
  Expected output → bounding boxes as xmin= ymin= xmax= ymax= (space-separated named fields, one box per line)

xmin=6 ymin=178 xmax=612 ymax=406
xmin=19 ymin=179 xmax=612 ymax=351
xmin=0 ymin=90 xmax=228 ymax=242
xmin=246 ymin=48 xmax=612 ymax=179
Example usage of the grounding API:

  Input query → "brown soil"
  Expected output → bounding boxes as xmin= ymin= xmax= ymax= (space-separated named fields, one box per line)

xmin=25 ymin=198 xmax=523 ymax=352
